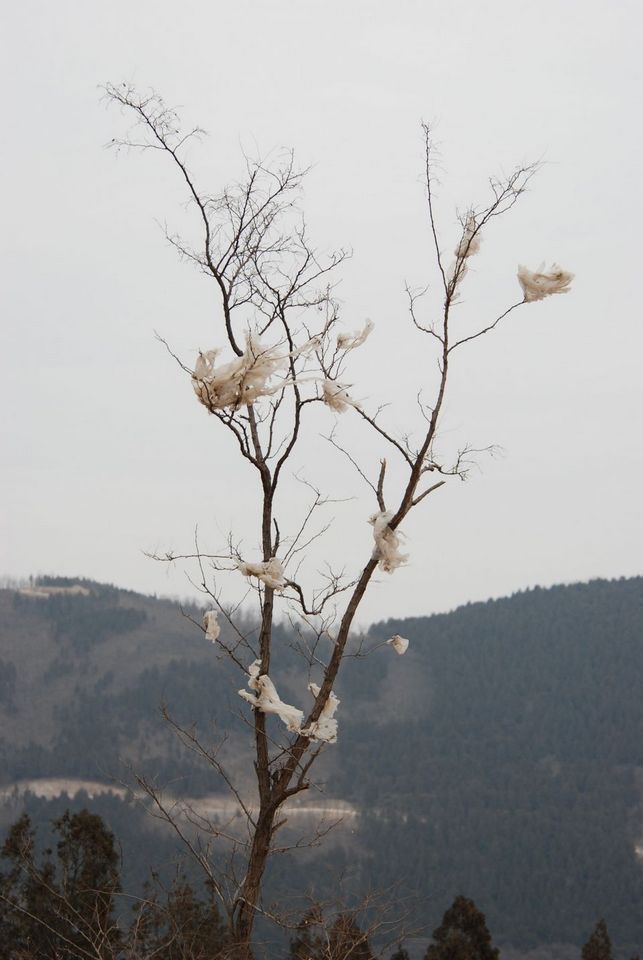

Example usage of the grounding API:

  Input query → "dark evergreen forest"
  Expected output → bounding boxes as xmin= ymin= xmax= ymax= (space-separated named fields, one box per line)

xmin=0 ymin=576 xmax=642 ymax=954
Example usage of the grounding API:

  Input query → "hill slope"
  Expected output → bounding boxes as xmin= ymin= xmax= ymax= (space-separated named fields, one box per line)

xmin=346 ymin=578 xmax=643 ymax=948
xmin=1 ymin=575 xmax=642 ymax=951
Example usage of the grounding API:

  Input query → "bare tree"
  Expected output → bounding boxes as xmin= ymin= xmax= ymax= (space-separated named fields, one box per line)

xmin=104 ymin=84 xmax=573 ymax=960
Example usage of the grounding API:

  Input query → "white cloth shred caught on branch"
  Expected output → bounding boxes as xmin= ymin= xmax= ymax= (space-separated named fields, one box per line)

xmin=369 ymin=510 xmax=408 ymax=573
xmin=322 ymin=380 xmax=357 ymax=413
xmin=386 ymin=634 xmax=409 ymax=655
xmin=238 ymin=666 xmax=304 ymax=733
xmin=517 ymin=263 xmax=574 ymax=302
xmin=192 ymin=333 xmax=318 ymax=412
xmin=238 ymin=558 xmax=287 ymax=591
xmin=336 ymin=319 xmax=373 ymax=351
xmin=302 ymin=682 xmax=340 ymax=743
xmin=202 ymin=609 xmax=221 ymax=643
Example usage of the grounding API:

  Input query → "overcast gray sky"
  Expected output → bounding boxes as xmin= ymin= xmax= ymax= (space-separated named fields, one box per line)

xmin=2 ymin=0 xmax=642 ymax=625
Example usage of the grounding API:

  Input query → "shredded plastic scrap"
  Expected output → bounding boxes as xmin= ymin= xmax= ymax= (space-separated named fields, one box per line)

xmin=336 ymin=319 xmax=373 ymax=351
xmin=238 ymin=662 xmax=304 ymax=733
xmin=454 ymin=214 xmax=482 ymax=259
xmin=369 ymin=510 xmax=408 ymax=573
xmin=302 ymin=682 xmax=340 ymax=743
xmin=192 ymin=333 xmax=318 ymax=412
xmin=386 ymin=634 xmax=409 ymax=655
xmin=322 ymin=380 xmax=357 ymax=413
xmin=202 ymin=609 xmax=221 ymax=643
xmin=517 ymin=263 xmax=574 ymax=302
xmin=238 ymin=558 xmax=287 ymax=591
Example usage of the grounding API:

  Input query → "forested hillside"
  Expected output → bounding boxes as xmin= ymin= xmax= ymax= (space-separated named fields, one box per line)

xmin=345 ymin=578 xmax=643 ymax=949
xmin=1 ymin=576 xmax=642 ymax=953
xmin=0 ymin=578 xmax=255 ymax=791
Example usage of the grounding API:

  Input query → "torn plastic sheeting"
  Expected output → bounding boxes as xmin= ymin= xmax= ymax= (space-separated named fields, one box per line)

xmin=454 ymin=214 xmax=482 ymax=259
xmin=238 ymin=670 xmax=304 ymax=733
xmin=192 ymin=333 xmax=318 ymax=412
xmin=302 ymin=682 xmax=340 ymax=744
xmin=336 ymin=319 xmax=373 ymax=351
xmin=369 ymin=510 xmax=408 ymax=573
xmin=238 ymin=557 xmax=287 ymax=591
xmin=322 ymin=379 xmax=357 ymax=413
xmin=517 ymin=263 xmax=574 ymax=302
xmin=386 ymin=634 xmax=409 ymax=655
xmin=202 ymin=609 xmax=221 ymax=643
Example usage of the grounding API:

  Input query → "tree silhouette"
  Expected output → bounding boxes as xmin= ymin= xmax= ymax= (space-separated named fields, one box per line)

xmin=289 ymin=908 xmax=326 ymax=960
xmin=425 ymin=895 xmax=498 ymax=960
xmin=130 ymin=873 xmax=228 ymax=959
xmin=581 ymin=919 xmax=613 ymax=960
xmin=390 ymin=944 xmax=410 ymax=960
xmin=329 ymin=913 xmax=374 ymax=960
xmin=0 ymin=809 xmax=121 ymax=958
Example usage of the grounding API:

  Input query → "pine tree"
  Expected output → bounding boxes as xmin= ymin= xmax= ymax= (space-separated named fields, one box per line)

xmin=0 ymin=812 xmax=72 ymax=958
xmin=54 ymin=808 xmax=122 ymax=957
xmin=289 ymin=908 xmax=326 ymax=960
xmin=129 ymin=873 xmax=228 ymax=959
xmin=0 ymin=809 xmax=122 ymax=959
xmin=581 ymin=919 xmax=613 ymax=960
xmin=390 ymin=944 xmax=410 ymax=960
xmin=425 ymin=896 xmax=499 ymax=960
xmin=289 ymin=909 xmax=374 ymax=960
xmin=329 ymin=913 xmax=374 ymax=960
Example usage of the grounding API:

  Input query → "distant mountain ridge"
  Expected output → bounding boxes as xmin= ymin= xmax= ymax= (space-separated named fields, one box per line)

xmin=1 ymin=574 xmax=642 ymax=952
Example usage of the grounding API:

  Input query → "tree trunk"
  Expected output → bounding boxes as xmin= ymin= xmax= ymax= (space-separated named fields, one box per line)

xmin=231 ymin=801 xmax=279 ymax=960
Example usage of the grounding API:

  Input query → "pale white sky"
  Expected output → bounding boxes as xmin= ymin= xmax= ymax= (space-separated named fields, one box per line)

xmin=2 ymin=0 xmax=642 ymax=625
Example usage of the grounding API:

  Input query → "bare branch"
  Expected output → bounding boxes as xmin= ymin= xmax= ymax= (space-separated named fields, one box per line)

xmin=449 ymin=300 xmax=523 ymax=351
